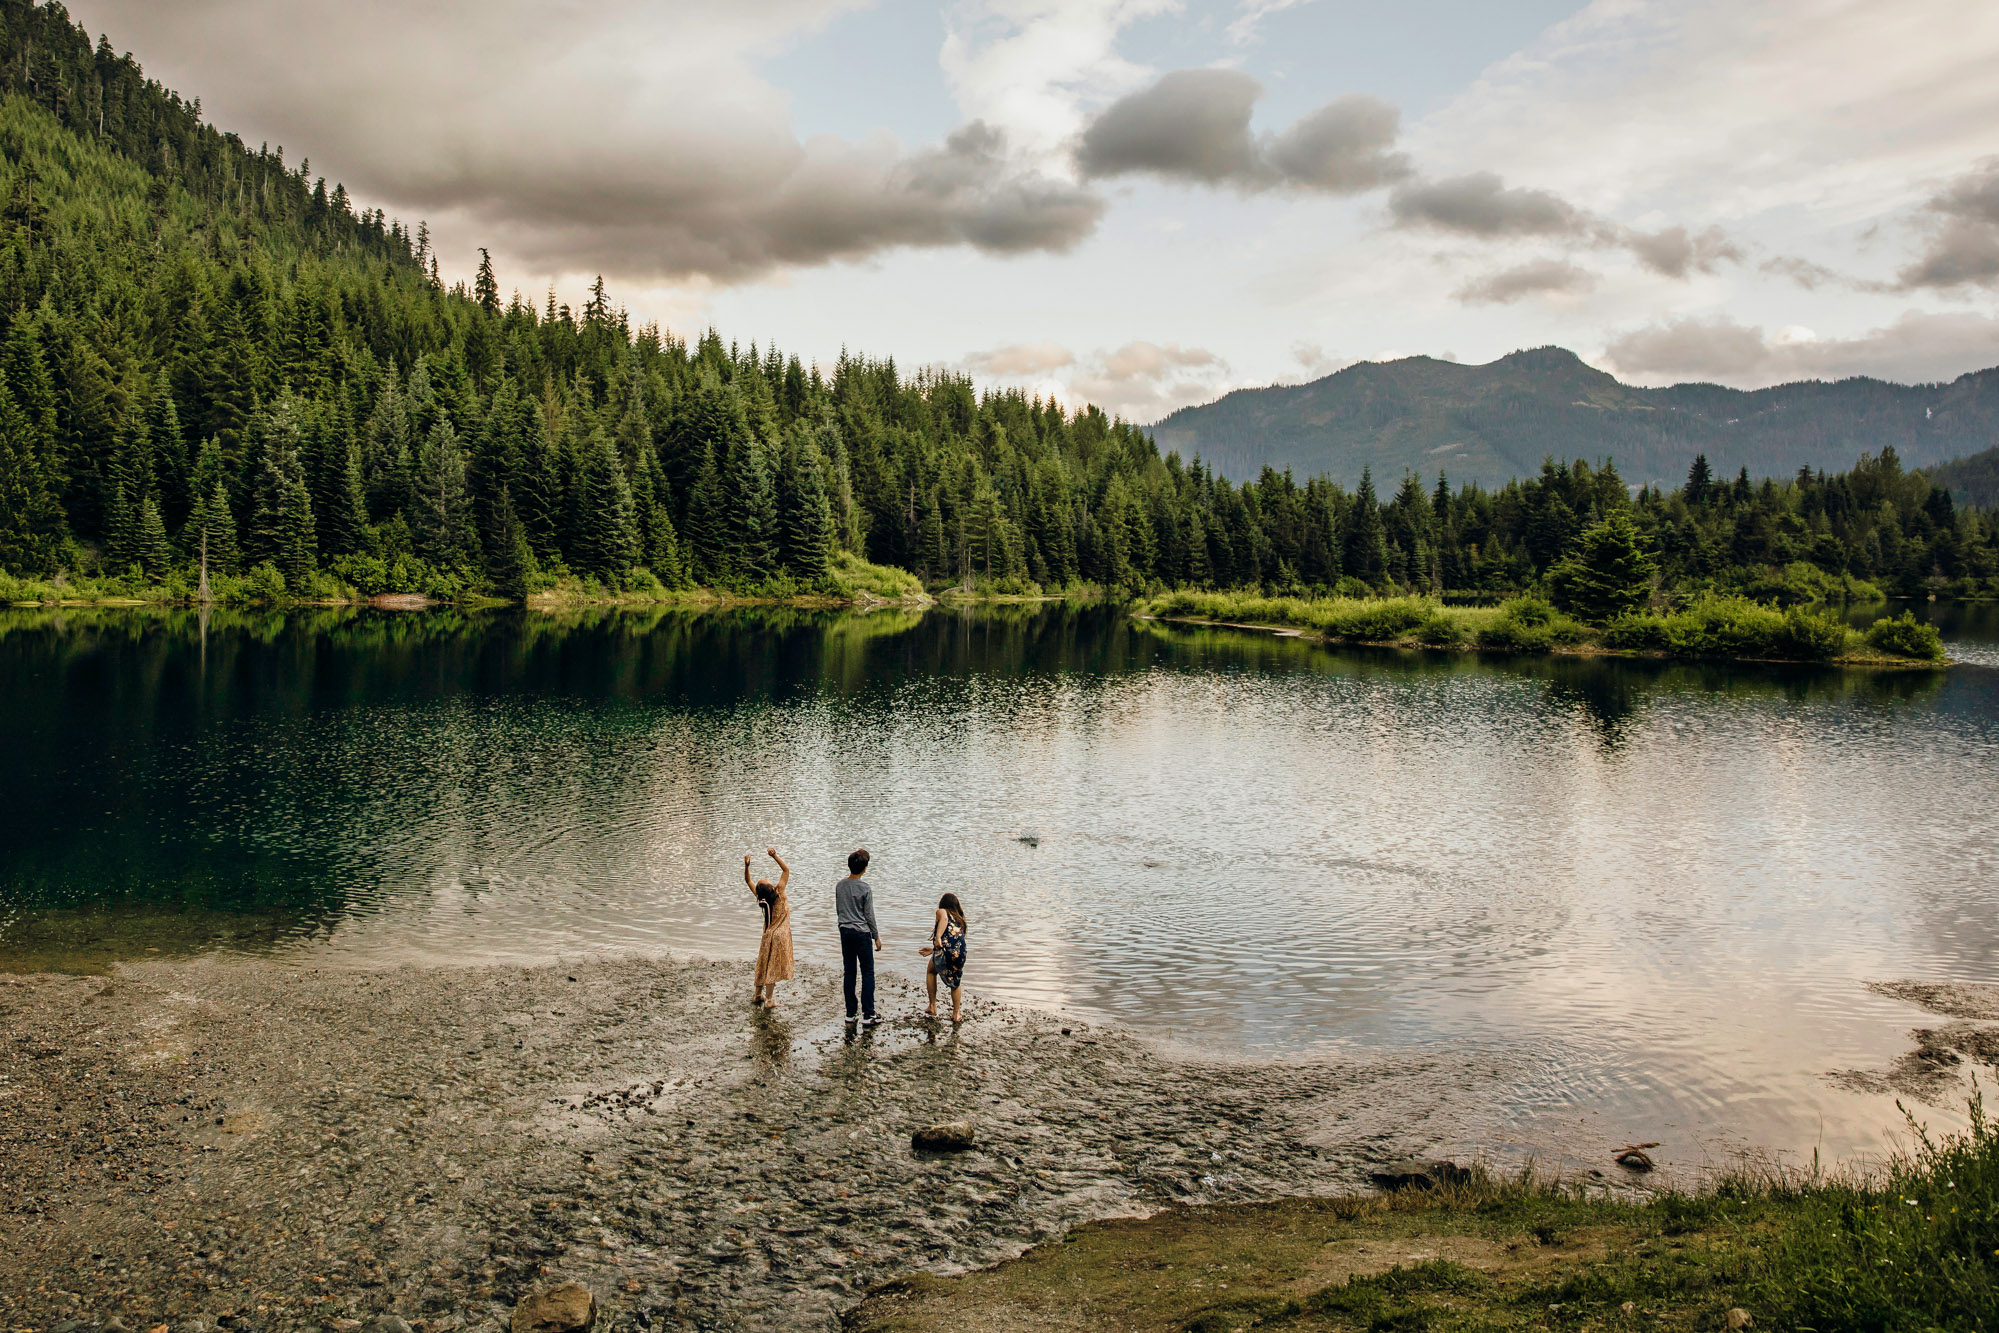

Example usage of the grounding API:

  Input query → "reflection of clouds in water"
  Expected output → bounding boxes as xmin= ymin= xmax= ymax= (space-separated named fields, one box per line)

xmin=4 ymin=605 xmax=1999 ymax=1164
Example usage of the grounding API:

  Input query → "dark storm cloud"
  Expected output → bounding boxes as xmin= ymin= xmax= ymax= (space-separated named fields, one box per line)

xmin=1453 ymin=258 xmax=1597 ymax=304
xmin=1074 ymin=69 xmax=1410 ymax=193
xmin=1899 ymin=158 xmax=1999 ymax=290
xmin=62 ymin=0 xmax=1103 ymax=283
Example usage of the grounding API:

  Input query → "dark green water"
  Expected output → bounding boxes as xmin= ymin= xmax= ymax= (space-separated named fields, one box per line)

xmin=3 ymin=600 xmax=1996 ymax=1165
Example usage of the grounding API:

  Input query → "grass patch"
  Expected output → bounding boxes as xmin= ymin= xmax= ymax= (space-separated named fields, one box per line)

xmin=828 ymin=550 xmax=927 ymax=600
xmin=1139 ymin=589 xmax=1924 ymax=665
xmin=849 ymin=1098 xmax=1998 ymax=1333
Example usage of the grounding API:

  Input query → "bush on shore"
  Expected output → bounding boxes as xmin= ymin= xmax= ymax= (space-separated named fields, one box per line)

xmin=1865 ymin=611 xmax=1948 ymax=661
xmin=1597 ymin=595 xmax=1851 ymax=661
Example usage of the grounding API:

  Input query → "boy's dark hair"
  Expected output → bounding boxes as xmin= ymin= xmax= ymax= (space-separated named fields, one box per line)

xmin=848 ymin=848 xmax=870 ymax=875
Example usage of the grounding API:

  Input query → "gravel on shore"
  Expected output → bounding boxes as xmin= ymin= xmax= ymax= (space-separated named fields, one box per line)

xmin=0 ymin=955 xmax=1506 ymax=1333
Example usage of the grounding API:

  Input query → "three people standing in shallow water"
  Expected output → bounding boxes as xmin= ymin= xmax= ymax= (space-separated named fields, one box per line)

xmin=745 ymin=846 xmax=970 ymax=1024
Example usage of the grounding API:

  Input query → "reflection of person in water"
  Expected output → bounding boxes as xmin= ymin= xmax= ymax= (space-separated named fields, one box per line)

xmin=746 ymin=848 xmax=793 ymax=1010
xmin=920 ymin=892 xmax=968 ymax=1023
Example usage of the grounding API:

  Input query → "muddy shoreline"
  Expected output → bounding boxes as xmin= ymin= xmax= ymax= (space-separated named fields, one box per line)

xmin=2 ymin=955 xmax=1523 ymax=1333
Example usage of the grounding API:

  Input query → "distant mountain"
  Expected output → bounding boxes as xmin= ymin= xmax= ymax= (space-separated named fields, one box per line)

xmin=1149 ymin=347 xmax=1999 ymax=490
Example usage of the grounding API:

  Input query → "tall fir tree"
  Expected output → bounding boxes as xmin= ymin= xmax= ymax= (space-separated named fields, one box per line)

xmin=570 ymin=428 xmax=639 ymax=579
xmin=779 ymin=445 xmax=835 ymax=583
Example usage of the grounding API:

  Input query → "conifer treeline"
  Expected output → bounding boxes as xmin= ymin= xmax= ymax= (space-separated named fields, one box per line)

xmin=0 ymin=0 xmax=1996 ymax=604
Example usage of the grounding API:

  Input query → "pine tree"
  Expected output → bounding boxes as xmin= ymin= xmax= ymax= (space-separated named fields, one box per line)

xmin=684 ymin=443 xmax=727 ymax=583
xmin=414 ymin=418 xmax=478 ymax=570
xmin=135 ymin=495 xmax=171 ymax=578
xmin=0 ymin=380 xmax=51 ymax=571
xmin=246 ymin=402 xmax=316 ymax=583
xmin=185 ymin=477 xmax=239 ymax=576
xmin=1546 ymin=510 xmax=1656 ymax=621
xmin=633 ymin=449 xmax=686 ymax=587
xmin=474 ymin=249 xmax=500 ymax=315
xmin=728 ymin=434 xmax=780 ymax=583
xmin=570 ymin=428 xmax=639 ymax=579
xmin=1686 ymin=453 xmax=1713 ymax=506
xmin=1343 ymin=469 xmax=1388 ymax=586
xmin=486 ymin=486 xmax=535 ymax=600
xmin=920 ymin=490 xmax=947 ymax=583
xmin=780 ymin=445 xmax=835 ymax=584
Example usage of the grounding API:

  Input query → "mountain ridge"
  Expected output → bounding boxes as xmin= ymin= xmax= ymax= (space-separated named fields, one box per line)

xmin=1150 ymin=347 xmax=1999 ymax=489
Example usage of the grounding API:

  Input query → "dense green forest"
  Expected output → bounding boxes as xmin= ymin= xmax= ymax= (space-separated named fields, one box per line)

xmin=0 ymin=0 xmax=1995 ymax=609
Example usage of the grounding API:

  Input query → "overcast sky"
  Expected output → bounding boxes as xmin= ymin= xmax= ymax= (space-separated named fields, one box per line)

xmin=71 ymin=0 xmax=1999 ymax=419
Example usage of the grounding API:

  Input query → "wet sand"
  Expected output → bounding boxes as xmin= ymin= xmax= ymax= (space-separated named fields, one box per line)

xmin=0 ymin=956 xmax=1516 ymax=1333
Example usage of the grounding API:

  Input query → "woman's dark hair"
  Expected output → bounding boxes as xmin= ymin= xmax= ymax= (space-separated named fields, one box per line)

xmin=938 ymin=893 xmax=966 ymax=928
xmin=849 ymin=848 xmax=870 ymax=875
xmin=753 ymin=880 xmax=776 ymax=896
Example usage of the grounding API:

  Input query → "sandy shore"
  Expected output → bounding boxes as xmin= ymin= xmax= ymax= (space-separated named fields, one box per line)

xmin=0 ymin=955 xmax=1517 ymax=1333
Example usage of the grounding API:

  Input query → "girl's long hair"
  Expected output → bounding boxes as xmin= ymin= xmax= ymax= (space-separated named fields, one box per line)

xmin=938 ymin=892 xmax=966 ymax=929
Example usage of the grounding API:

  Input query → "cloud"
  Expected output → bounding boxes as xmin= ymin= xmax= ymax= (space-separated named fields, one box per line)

xmin=68 ymin=0 xmax=1104 ymax=284
xmin=1075 ymin=69 xmax=1410 ymax=194
xmin=963 ymin=342 xmax=1076 ymax=376
xmin=1899 ymin=157 xmax=1999 ymax=289
xmin=1390 ymin=172 xmax=1742 ymax=284
xmin=1625 ymin=225 xmax=1742 ymax=278
xmin=1225 ymin=0 xmax=1315 ymax=47
xmin=1454 ymin=258 xmax=1598 ymax=305
xmin=1388 ymin=172 xmax=1587 ymax=238
xmin=966 ymin=337 xmax=1228 ymax=421
xmin=1601 ymin=310 xmax=1999 ymax=387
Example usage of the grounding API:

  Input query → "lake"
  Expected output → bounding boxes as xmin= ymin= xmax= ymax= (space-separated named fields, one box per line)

xmin=3 ymin=599 xmax=1996 ymax=1172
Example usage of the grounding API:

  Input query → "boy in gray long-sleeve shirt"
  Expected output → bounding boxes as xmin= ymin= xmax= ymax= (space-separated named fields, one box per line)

xmin=837 ymin=848 xmax=882 ymax=1024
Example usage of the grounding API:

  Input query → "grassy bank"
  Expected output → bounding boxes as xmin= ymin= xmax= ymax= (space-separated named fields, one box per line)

xmin=1138 ymin=591 xmax=1949 ymax=665
xmin=2 ymin=551 xmax=931 ymax=610
xmin=852 ymin=1101 xmax=1996 ymax=1333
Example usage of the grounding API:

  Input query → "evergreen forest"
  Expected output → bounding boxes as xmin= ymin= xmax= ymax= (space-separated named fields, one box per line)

xmin=1 ymin=0 xmax=1996 ymax=609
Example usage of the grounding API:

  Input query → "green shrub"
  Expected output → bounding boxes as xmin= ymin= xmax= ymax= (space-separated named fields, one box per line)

xmin=1602 ymin=596 xmax=1847 ymax=661
xmin=1865 ymin=611 xmax=1946 ymax=662
xmin=245 ymin=562 xmax=287 ymax=603
xmin=1476 ymin=596 xmax=1585 ymax=651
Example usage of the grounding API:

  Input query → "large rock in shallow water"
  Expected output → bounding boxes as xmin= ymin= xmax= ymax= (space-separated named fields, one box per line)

xmin=1369 ymin=1158 xmax=1469 ymax=1191
xmin=512 ymin=1282 xmax=597 ymax=1333
xmin=912 ymin=1120 xmax=977 ymax=1151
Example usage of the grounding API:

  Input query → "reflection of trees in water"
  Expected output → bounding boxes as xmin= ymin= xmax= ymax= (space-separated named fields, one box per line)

xmin=0 ymin=604 xmax=1965 ymax=969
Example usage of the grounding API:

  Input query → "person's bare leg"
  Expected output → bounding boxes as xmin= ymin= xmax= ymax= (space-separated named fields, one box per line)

xmin=765 ymin=981 xmax=780 ymax=1011
xmin=949 ymin=985 xmax=962 ymax=1023
xmin=925 ymin=966 xmax=938 ymax=1017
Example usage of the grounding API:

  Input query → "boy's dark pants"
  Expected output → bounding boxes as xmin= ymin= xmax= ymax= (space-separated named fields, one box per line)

xmin=840 ymin=927 xmax=876 ymax=1019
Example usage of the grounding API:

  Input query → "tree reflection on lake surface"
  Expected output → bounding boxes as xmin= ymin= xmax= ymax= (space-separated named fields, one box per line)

xmin=2 ymin=601 xmax=1995 ymax=1166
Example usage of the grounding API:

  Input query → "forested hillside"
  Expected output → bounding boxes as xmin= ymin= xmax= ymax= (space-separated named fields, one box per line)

xmin=1151 ymin=347 xmax=1999 ymax=490
xmin=1928 ymin=445 xmax=1999 ymax=510
xmin=0 ymin=0 xmax=1995 ymax=606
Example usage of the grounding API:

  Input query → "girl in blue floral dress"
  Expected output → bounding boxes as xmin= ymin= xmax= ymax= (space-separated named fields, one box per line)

xmin=919 ymin=893 xmax=968 ymax=1023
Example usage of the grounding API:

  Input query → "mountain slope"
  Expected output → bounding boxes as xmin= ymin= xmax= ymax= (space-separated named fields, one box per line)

xmin=1150 ymin=348 xmax=1999 ymax=488
xmin=1928 ymin=445 xmax=1999 ymax=508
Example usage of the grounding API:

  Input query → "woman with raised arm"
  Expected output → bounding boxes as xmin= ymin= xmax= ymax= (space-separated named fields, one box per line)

xmin=746 ymin=848 xmax=794 ymax=1010
xmin=919 ymin=892 xmax=968 ymax=1023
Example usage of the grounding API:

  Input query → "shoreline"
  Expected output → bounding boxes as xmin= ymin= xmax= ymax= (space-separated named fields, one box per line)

xmin=0 ymin=954 xmax=1518 ymax=1333
xmin=3 ymin=956 xmax=1989 ymax=1332
xmin=1141 ymin=613 xmax=1954 ymax=668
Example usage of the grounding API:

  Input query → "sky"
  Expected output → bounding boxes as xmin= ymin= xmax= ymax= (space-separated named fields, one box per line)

xmin=68 ymin=0 xmax=1999 ymax=421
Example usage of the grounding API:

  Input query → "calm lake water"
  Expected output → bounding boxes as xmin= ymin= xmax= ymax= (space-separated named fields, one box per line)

xmin=4 ymin=600 xmax=1997 ymax=1170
